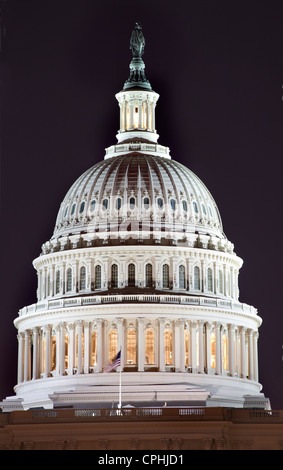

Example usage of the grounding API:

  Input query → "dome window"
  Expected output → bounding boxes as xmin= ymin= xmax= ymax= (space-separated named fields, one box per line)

xmin=90 ymin=200 xmax=96 ymax=212
xmin=162 ymin=264 xmax=169 ymax=289
xmin=202 ymin=204 xmax=207 ymax=215
xmin=129 ymin=197 xmax=135 ymax=209
xmin=102 ymin=199 xmax=108 ymax=210
xmin=79 ymin=266 xmax=86 ymax=290
xmin=157 ymin=198 xmax=163 ymax=209
xmin=170 ymin=199 xmax=176 ymax=211
xmin=64 ymin=206 xmax=69 ymax=218
xmin=79 ymin=202 xmax=85 ymax=214
xmin=143 ymin=197 xmax=150 ymax=209
xmin=193 ymin=202 xmax=198 ymax=213
xmin=182 ymin=200 xmax=188 ymax=212
xmin=194 ymin=266 xmax=200 ymax=290
xmin=95 ymin=265 xmax=102 ymax=289
xmin=71 ymin=203 xmax=76 ymax=216
xmin=116 ymin=197 xmax=122 ymax=210
xmin=209 ymin=206 xmax=213 ymax=217
xmin=128 ymin=263 xmax=135 ymax=287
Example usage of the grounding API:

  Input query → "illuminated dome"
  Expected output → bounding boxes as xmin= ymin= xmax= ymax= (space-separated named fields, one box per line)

xmin=51 ymin=153 xmax=225 ymax=246
xmin=1 ymin=23 xmax=269 ymax=413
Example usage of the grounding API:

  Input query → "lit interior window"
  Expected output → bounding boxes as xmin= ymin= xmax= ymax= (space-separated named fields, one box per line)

xmin=108 ymin=330 xmax=118 ymax=363
xmin=145 ymin=329 xmax=155 ymax=364
xmin=127 ymin=329 xmax=136 ymax=365
xmin=134 ymin=106 xmax=139 ymax=128
xmin=165 ymin=330 xmax=173 ymax=365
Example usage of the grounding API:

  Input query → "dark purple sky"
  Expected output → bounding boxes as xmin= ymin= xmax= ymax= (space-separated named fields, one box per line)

xmin=1 ymin=0 xmax=282 ymax=408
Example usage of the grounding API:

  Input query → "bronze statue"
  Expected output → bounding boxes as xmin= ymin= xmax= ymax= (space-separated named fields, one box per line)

xmin=130 ymin=22 xmax=145 ymax=58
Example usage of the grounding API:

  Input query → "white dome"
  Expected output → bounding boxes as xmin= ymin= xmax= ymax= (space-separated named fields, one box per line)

xmin=52 ymin=153 xmax=224 ymax=244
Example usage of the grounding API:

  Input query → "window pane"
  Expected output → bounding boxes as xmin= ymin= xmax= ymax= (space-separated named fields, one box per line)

xmin=109 ymin=330 xmax=117 ymax=362
xmin=145 ymin=263 xmax=152 ymax=288
xmin=102 ymin=199 xmax=108 ymax=210
xmin=56 ymin=270 xmax=60 ymax=294
xmin=90 ymin=200 xmax=96 ymax=212
xmin=128 ymin=263 xmax=135 ymax=287
xmin=193 ymin=202 xmax=198 ymax=213
xmin=145 ymin=329 xmax=155 ymax=365
xmin=111 ymin=264 xmax=118 ymax=288
xmin=163 ymin=264 xmax=169 ymax=288
xmin=207 ymin=268 xmax=212 ymax=291
xmin=165 ymin=330 xmax=173 ymax=365
xmin=170 ymin=199 xmax=176 ymax=211
xmin=157 ymin=198 xmax=163 ymax=209
xmin=71 ymin=203 xmax=76 ymax=215
xmin=143 ymin=197 xmax=150 ymax=209
xmin=182 ymin=200 xmax=187 ymax=212
xmin=79 ymin=201 xmax=85 ymax=214
xmin=95 ymin=265 xmax=102 ymax=289
xmin=129 ymin=197 xmax=135 ymax=209
xmin=116 ymin=198 xmax=122 ymax=210
xmin=67 ymin=268 xmax=72 ymax=292
xmin=194 ymin=266 xmax=200 ymax=290
xmin=80 ymin=266 xmax=86 ymax=290
xmin=179 ymin=265 xmax=185 ymax=289
xmin=127 ymin=329 xmax=136 ymax=365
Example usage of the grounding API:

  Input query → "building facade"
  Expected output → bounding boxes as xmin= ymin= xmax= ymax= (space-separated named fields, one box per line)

xmin=1 ymin=23 xmax=269 ymax=411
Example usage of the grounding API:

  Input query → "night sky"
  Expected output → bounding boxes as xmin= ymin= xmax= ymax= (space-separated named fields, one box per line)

xmin=1 ymin=1 xmax=282 ymax=409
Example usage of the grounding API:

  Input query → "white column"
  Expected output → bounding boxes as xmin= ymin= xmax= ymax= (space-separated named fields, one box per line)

xmin=174 ymin=321 xmax=180 ymax=372
xmin=228 ymin=324 xmax=235 ymax=376
xmin=253 ymin=332 xmax=259 ymax=382
xmin=179 ymin=319 xmax=185 ymax=372
xmin=60 ymin=323 xmax=66 ymax=375
xmin=138 ymin=317 xmax=145 ymax=372
xmin=240 ymin=327 xmax=246 ymax=378
xmin=117 ymin=318 xmax=124 ymax=369
xmin=76 ymin=321 xmax=83 ymax=374
xmin=84 ymin=322 xmax=90 ymax=374
xmin=96 ymin=319 xmax=103 ymax=372
xmin=68 ymin=324 xmax=75 ymax=375
xmin=159 ymin=318 xmax=165 ymax=372
xmin=32 ymin=328 xmax=39 ymax=380
xmin=24 ymin=330 xmax=31 ymax=381
xmin=248 ymin=329 xmax=254 ymax=380
xmin=190 ymin=321 xmax=197 ymax=373
xmin=198 ymin=321 xmax=204 ymax=374
xmin=55 ymin=325 xmax=60 ymax=376
xmin=17 ymin=333 xmax=24 ymax=384
xmin=205 ymin=322 xmax=212 ymax=375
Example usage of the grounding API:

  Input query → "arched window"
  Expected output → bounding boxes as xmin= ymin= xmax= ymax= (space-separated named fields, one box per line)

xmin=162 ymin=264 xmax=169 ymax=289
xmin=157 ymin=197 xmax=163 ymax=209
xmin=116 ymin=197 xmax=122 ymax=210
xmin=66 ymin=268 xmax=72 ymax=292
xmin=194 ymin=266 xmax=200 ymax=290
xmin=79 ymin=201 xmax=85 ymax=214
xmin=108 ymin=330 xmax=118 ymax=363
xmin=170 ymin=199 xmax=176 ymax=211
xmin=219 ymin=270 xmax=223 ymax=294
xmin=71 ymin=203 xmax=76 ymax=216
xmin=126 ymin=329 xmax=136 ymax=365
xmin=55 ymin=270 xmax=60 ymax=294
xmin=145 ymin=329 xmax=155 ymax=365
xmin=47 ymin=274 xmax=51 ymax=297
xmin=95 ymin=265 xmax=102 ymax=289
xmin=64 ymin=334 xmax=69 ymax=370
xmin=179 ymin=265 xmax=185 ymax=289
xmin=111 ymin=264 xmax=118 ymax=288
xmin=90 ymin=199 xmax=96 ymax=212
xmin=145 ymin=263 xmax=152 ymax=288
xmin=51 ymin=335 xmax=56 ymax=372
xmin=182 ymin=200 xmax=188 ymax=212
xmin=193 ymin=201 xmax=198 ymax=213
xmin=207 ymin=268 xmax=213 ymax=292
xmin=128 ymin=263 xmax=135 ymax=287
xmin=80 ymin=266 xmax=86 ymax=290
xmin=143 ymin=197 xmax=150 ymax=209
xmin=102 ymin=199 xmax=108 ymax=210
xmin=64 ymin=206 xmax=69 ymax=218
xmin=129 ymin=197 xmax=135 ymax=209
xmin=165 ymin=329 xmax=173 ymax=365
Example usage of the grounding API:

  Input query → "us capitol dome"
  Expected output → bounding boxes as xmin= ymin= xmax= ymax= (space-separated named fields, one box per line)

xmin=1 ymin=23 xmax=269 ymax=411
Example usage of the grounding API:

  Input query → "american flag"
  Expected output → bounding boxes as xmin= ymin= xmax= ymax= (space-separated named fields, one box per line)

xmin=103 ymin=350 xmax=121 ymax=373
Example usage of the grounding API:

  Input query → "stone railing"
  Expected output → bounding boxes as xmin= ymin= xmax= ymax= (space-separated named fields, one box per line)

xmin=18 ymin=293 xmax=258 ymax=317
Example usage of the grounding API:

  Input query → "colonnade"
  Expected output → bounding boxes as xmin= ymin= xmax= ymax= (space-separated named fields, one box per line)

xmin=17 ymin=317 xmax=259 ymax=385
